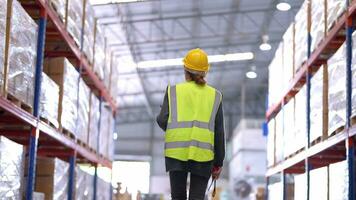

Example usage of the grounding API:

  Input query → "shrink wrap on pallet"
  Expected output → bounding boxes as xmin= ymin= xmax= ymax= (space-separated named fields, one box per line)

xmin=83 ymin=0 xmax=95 ymax=64
xmin=267 ymin=119 xmax=276 ymax=167
xmin=329 ymin=160 xmax=348 ymax=200
xmin=44 ymin=57 xmax=79 ymax=135
xmin=75 ymin=167 xmax=93 ymax=200
xmin=108 ymin=115 xmax=115 ymax=160
xmin=268 ymin=43 xmax=284 ymax=108
xmin=310 ymin=65 xmax=328 ymax=143
xmin=283 ymin=99 xmax=295 ymax=158
xmin=104 ymin=42 xmax=112 ymax=89
xmin=327 ymin=0 xmax=346 ymax=31
xmin=93 ymin=22 xmax=105 ymax=80
xmin=294 ymin=1 xmax=308 ymax=72
xmin=88 ymin=93 xmax=100 ymax=151
xmin=40 ymin=72 xmax=60 ymax=128
xmin=310 ymin=167 xmax=328 ymax=200
xmin=351 ymin=32 xmax=356 ymax=118
xmin=327 ymin=43 xmax=346 ymax=135
xmin=8 ymin=0 xmax=38 ymax=108
xmin=294 ymin=173 xmax=307 ymax=200
xmin=283 ymin=24 xmax=294 ymax=89
xmin=49 ymin=0 xmax=67 ymax=24
xmin=100 ymin=106 xmax=112 ymax=157
xmin=0 ymin=136 xmax=24 ymax=200
xmin=0 ymin=0 xmax=6 ymax=83
xmin=67 ymin=0 xmax=83 ymax=47
xmin=295 ymin=86 xmax=306 ymax=151
xmin=97 ymin=177 xmax=111 ymax=200
xmin=310 ymin=0 xmax=326 ymax=52
xmin=76 ymin=78 xmax=90 ymax=143
xmin=34 ymin=157 xmax=69 ymax=200
xmin=275 ymin=112 xmax=284 ymax=164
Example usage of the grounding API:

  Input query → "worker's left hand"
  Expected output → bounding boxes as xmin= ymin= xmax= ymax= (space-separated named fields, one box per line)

xmin=212 ymin=166 xmax=222 ymax=180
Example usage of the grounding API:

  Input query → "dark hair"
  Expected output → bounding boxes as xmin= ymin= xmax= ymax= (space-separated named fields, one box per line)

xmin=185 ymin=70 xmax=206 ymax=85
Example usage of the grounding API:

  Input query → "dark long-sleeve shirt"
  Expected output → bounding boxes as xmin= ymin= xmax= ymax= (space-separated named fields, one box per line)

xmin=156 ymin=86 xmax=225 ymax=177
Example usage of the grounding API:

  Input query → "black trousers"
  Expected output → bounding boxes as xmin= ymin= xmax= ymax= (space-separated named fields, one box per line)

xmin=169 ymin=171 xmax=210 ymax=200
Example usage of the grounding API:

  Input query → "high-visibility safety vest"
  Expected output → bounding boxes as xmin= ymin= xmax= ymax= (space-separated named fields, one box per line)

xmin=165 ymin=81 xmax=222 ymax=162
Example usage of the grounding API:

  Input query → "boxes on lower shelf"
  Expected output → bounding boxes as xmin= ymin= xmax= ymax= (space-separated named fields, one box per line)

xmin=67 ymin=0 xmax=83 ymax=47
xmin=309 ymin=166 xmax=328 ymax=200
xmin=294 ymin=85 xmax=306 ymax=150
xmin=267 ymin=119 xmax=276 ymax=167
xmin=88 ymin=93 xmax=99 ymax=151
xmin=34 ymin=157 xmax=69 ymax=200
xmin=76 ymin=78 xmax=90 ymax=143
xmin=275 ymin=112 xmax=284 ymax=164
xmin=268 ymin=182 xmax=294 ymax=200
xmin=283 ymin=98 xmax=295 ymax=158
xmin=327 ymin=42 xmax=346 ymax=135
xmin=0 ymin=136 xmax=24 ymax=200
xmin=329 ymin=160 xmax=348 ymax=199
xmin=75 ymin=167 xmax=94 ymax=200
xmin=44 ymin=57 xmax=79 ymax=136
xmin=99 ymin=105 xmax=114 ymax=158
xmin=310 ymin=65 xmax=328 ymax=143
xmin=40 ymin=72 xmax=60 ymax=128
xmin=82 ymin=0 xmax=95 ymax=64
xmin=96 ymin=177 xmax=111 ymax=200
xmin=7 ymin=0 xmax=38 ymax=108
xmin=33 ymin=192 xmax=45 ymax=200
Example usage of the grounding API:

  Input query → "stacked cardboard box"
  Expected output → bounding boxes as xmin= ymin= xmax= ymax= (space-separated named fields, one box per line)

xmin=49 ymin=0 xmax=67 ymax=24
xmin=44 ymin=57 xmax=79 ymax=135
xmin=96 ymin=177 xmax=111 ymax=200
xmin=268 ymin=43 xmax=284 ymax=108
xmin=99 ymin=105 xmax=113 ymax=158
xmin=294 ymin=86 xmax=307 ymax=149
xmin=8 ymin=0 xmax=38 ymax=108
xmin=0 ymin=136 xmax=24 ymax=199
xmin=40 ymin=72 xmax=60 ymax=128
xmin=67 ymin=0 xmax=83 ymax=47
xmin=309 ymin=167 xmax=328 ymax=200
xmin=294 ymin=1 xmax=308 ymax=73
xmin=34 ymin=157 xmax=69 ymax=200
xmin=0 ymin=0 xmax=6 ymax=85
xmin=327 ymin=43 xmax=346 ymax=135
xmin=93 ymin=21 xmax=105 ymax=80
xmin=275 ymin=112 xmax=284 ymax=163
xmin=283 ymin=98 xmax=295 ymax=158
xmin=329 ymin=160 xmax=348 ymax=199
xmin=82 ymin=0 xmax=95 ymax=64
xmin=109 ymin=57 xmax=118 ymax=100
xmin=351 ymin=32 xmax=356 ymax=119
xmin=294 ymin=173 xmax=306 ymax=200
xmin=75 ymin=167 xmax=93 ymax=200
xmin=326 ymin=0 xmax=346 ymax=31
xmin=76 ymin=78 xmax=90 ymax=143
xmin=267 ymin=119 xmax=276 ymax=167
xmin=88 ymin=93 xmax=99 ymax=151
xmin=282 ymin=24 xmax=295 ymax=90
xmin=310 ymin=0 xmax=326 ymax=53
xmin=104 ymin=41 xmax=112 ymax=89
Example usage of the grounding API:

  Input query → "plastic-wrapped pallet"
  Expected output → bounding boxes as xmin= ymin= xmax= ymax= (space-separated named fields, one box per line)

xmin=268 ymin=43 xmax=284 ymax=108
xmin=283 ymin=99 xmax=295 ymax=158
xmin=100 ymin=105 xmax=112 ymax=157
xmin=283 ymin=24 xmax=295 ymax=89
xmin=310 ymin=65 xmax=328 ymax=143
xmin=34 ymin=157 xmax=69 ymax=200
xmin=294 ymin=1 xmax=308 ymax=72
xmin=40 ymin=72 xmax=60 ymax=128
xmin=44 ymin=57 xmax=79 ymax=135
xmin=88 ymin=93 xmax=99 ymax=151
xmin=310 ymin=167 xmax=328 ymax=200
xmin=108 ymin=115 xmax=115 ymax=160
xmin=0 ymin=136 xmax=24 ymax=199
xmin=76 ymin=78 xmax=90 ymax=143
xmin=49 ymin=0 xmax=67 ymax=24
xmin=97 ymin=177 xmax=111 ymax=200
xmin=267 ymin=119 xmax=276 ymax=167
xmin=104 ymin=41 xmax=112 ymax=89
xmin=8 ymin=0 xmax=38 ymax=108
xmin=351 ymin=31 xmax=356 ymax=119
xmin=67 ymin=0 xmax=83 ymax=47
xmin=268 ymin=182 xmax=282 ymax=200
xmin=275 ymin=112 xmax=284 ymax=164
xmin=0 ymin=0 xmax=6 ymax=84
xmin=93 ymin=21 xmax=105 ymax=80
xmin=329 ymin=160 xmax=348 ymax=200
xmin=294 ymin=85 xmax=306 ymax=151
xmin=327 ymin=0 xmax=346 ymax=31
xmin=75 ymin=167 xmax=93 ymax=200
xmin=294 ymin=173 xmax=306 ymax=200
xmin=327 ymin=43 xmax=346 ymax=135
xmin=83 ymin=0 xmax=95 ymax=64
xmin=310 ymin=0 xmax=326 ymax=52
xmin=109 ymin=57 xmax=118 ymax=99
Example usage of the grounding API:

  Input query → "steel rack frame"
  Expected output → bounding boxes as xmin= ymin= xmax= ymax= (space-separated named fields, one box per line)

xmin=265 ymin=1 xmax=356 ymax=200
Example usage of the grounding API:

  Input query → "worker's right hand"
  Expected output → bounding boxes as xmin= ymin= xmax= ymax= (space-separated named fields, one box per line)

xmin=211 ymin=166 xmax=222 ymax=180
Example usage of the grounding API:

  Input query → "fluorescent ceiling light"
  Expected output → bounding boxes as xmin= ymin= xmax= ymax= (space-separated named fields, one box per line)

xmin=137 ymin=52 xmax=254 ymax=69
xmin=90 ymin=0 xmax=144 ymax=5
xmin=246 ymin=71 xmax=257 ymax=79
xmin=276 ymin=2 xmax=291 ymax=11
xmin=113 ymin=132 xmax=118 ymax=140
xmin=259 ymin=43 xmax=272 ymax=51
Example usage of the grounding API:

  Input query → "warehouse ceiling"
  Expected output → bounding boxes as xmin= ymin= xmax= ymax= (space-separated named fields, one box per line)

xmin=91 ymin=0 xmax=303 ymax=157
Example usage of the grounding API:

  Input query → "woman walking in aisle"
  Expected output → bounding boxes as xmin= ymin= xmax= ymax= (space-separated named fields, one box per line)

xmin=157 ymin=48 xmax=225 ymax=200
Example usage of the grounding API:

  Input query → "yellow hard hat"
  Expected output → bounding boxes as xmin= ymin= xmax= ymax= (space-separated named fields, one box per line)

xmin=183 ymin=48 xmax=210 ymax=72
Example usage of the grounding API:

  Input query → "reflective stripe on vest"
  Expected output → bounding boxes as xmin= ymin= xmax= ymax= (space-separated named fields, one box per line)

xmin=165 ymin=83 xmax=221 ymax=162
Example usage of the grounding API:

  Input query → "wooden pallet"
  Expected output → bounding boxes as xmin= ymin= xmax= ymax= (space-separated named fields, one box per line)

xmin=40 ymin=117 xmax=58 ymax=129
xmin=285 ymin=147 xmax=305 ymax=160
xmin=329 ymin=125 xmax=345 ymax=137
xmin=6 ymin=93 xmax=33 ymax=114
xmin=49 ymin=1 xmax=65 ymax=24
xmin=60 ymin=127 xmax=76 ymax=140
xmin=351 ymin=116 xmax=356 ymax=126
xmin=311 ymin=136 xmax=324 ymax=146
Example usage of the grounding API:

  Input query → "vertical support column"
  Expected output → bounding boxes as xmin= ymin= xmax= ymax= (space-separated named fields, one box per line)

xmin=93 ymin=164 xmax=98 ymax=200
xmin=265 ymin=177 xmax=269 ymax=200
xmin=281 ymin=171 xmax=286 ymax=200
xmin=346 ymin=8 xmax=355 ymax=200
xmin=68 ymin=151 xmax=77 ymax=200
xmin=26 ymin=8 xmax=47 ymax=200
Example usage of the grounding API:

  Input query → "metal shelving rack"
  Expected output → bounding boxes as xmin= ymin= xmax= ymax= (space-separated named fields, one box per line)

xmin=265 ymin=1 xmax=356 ymax=199
xmin=0 ymin=0 xmax=116 ymax=199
